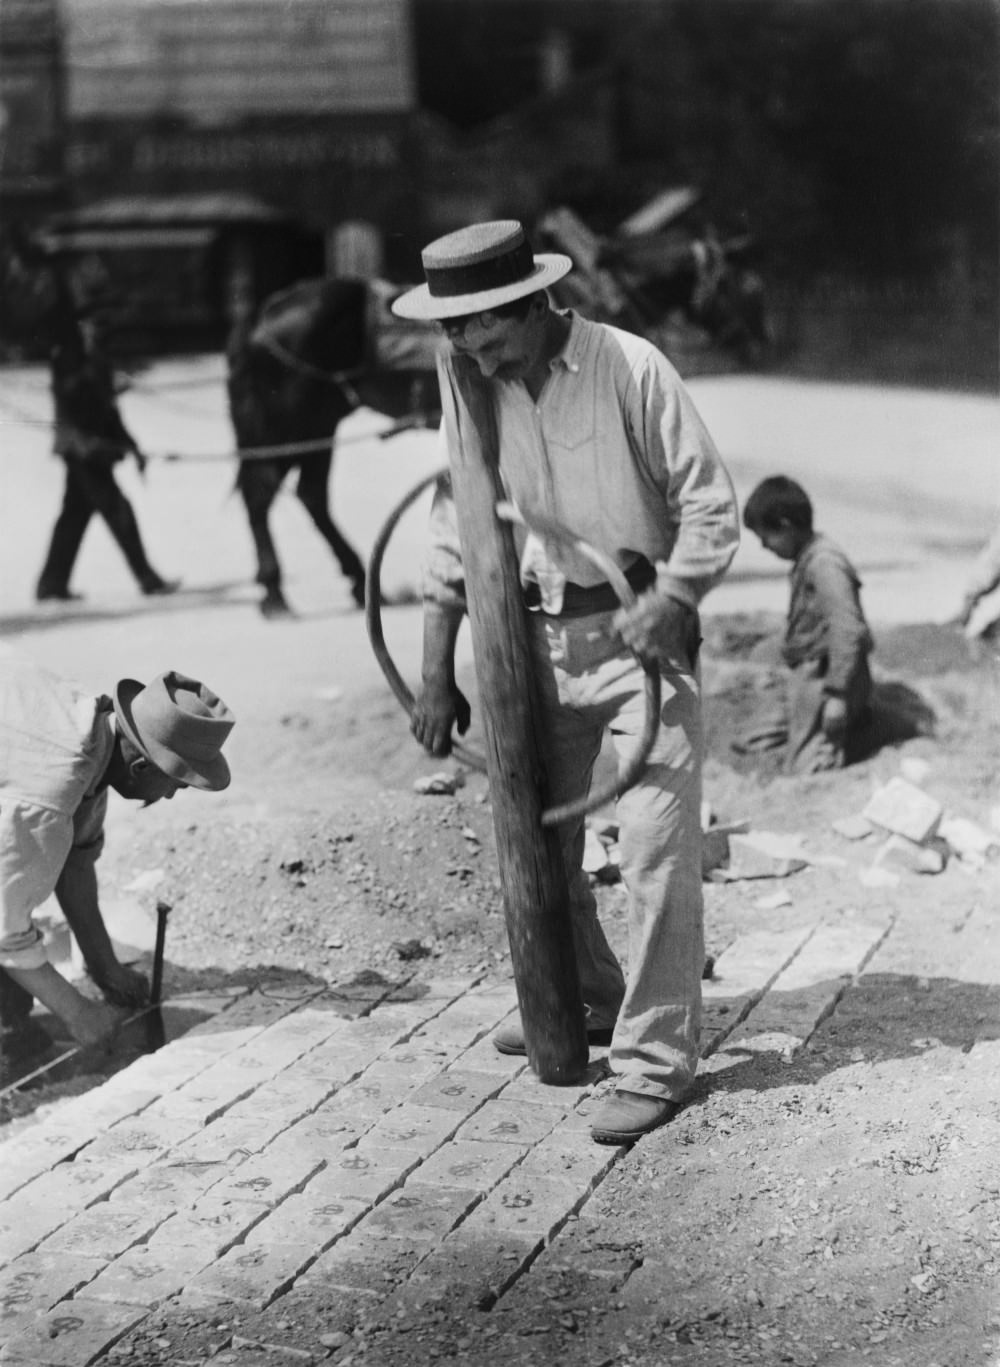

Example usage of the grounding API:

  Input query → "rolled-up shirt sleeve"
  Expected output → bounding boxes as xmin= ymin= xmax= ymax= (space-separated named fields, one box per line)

xmin=422 ymin=469 xmax=468 ymax=611
xmin=639 ymin=353 xmax=740 ymax=609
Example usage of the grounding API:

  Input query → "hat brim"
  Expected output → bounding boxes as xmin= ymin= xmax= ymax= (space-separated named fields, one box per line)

xmin=113 ymin=678 xmax=231 ymax=792
xmin=390 ymin=254 xmax=574 ymax=321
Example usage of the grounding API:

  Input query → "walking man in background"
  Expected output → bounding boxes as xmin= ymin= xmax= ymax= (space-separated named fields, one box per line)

xmin=0 ymin=650 xmax=235 ymax=1077
xmin=392 ymin=221 xmax=739 ymax=1143
xmin=35 ymin=310 xmax=179 ymax=603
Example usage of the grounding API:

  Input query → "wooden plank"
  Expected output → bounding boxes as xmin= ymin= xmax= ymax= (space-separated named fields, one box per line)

xmin=953 ymin=902 xmax=1000 ymax=984
xmin=767 ymin=913 xmax=893 ymax=991
xmin=699 ymin=925 xmax=817 ymax=1058
xmin=437 ymin=352 xmax=588 ymax=1086
xmin=716 ymin=912 xmax=894 ymax=1059
xmin=865 ymin=895 xmax=1000 ymax=985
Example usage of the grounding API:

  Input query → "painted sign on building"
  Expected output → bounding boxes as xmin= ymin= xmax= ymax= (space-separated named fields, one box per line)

xmin=61 ymin=0 xmax=415 ymax=121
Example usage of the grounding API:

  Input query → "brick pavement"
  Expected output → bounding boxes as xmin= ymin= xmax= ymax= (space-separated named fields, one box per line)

xmin=0 ymin=900 xmax=992 ymax=1366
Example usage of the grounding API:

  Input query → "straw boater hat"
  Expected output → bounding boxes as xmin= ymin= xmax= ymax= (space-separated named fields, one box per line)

xmin=391 ymin=220 xmax=573 ymax=322
xmin=113 ymin=671 xmax=235 ymax=791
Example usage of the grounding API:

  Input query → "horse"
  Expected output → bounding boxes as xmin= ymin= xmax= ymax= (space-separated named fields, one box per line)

xmin=225 ymin=278 xmax=439 ymax=618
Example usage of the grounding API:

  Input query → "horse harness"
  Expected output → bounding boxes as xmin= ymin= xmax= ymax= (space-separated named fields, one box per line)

xmin=255 ymin=331 xmax=365 ymax=410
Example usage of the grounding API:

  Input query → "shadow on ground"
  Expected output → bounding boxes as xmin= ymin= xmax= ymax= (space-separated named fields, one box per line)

xmin=0 ymin=581 xmax=250 ymax=637
xmin=0 ymin=963 xmax=391 ymax=1124
xmin=695 ymin=971 xmax=1000 ymax=1105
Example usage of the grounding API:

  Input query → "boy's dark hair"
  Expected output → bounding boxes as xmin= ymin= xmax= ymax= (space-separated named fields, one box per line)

xmin=743 ymin=476 xmax=814 ymax=533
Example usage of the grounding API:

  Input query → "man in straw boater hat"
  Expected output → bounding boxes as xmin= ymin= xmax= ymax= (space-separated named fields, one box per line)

xmin=393 ymin=220 xmax=740 ymax=1144
xmin=0 ymin=649 xmax=235 ymax=1075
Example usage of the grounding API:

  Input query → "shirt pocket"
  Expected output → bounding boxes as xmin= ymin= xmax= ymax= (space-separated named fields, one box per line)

xmin=543 ymin=381 xmax=597 ymax=454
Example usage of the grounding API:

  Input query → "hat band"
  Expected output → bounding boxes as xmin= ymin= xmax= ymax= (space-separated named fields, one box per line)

xmin=424 ymin=239 xmax=536 ymax=299
xmin=168 ymin=728 xmax=230 ymax=763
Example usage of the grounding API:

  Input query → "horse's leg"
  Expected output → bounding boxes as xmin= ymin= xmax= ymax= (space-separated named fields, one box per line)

xmin=295 ymin=450 xmax=367 ymax=607
xmin=238 ymin=459 xmax=292 ymax=617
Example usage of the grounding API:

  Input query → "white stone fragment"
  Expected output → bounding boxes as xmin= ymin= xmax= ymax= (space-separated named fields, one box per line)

xmin=862 ymin=778 xmax=943 ymax=843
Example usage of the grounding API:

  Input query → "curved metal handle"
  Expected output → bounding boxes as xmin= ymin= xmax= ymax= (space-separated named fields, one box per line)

xmin=495 ymin=503 xmax=661 ymax=828
xmin=365 ymin=469 xmax=661 ymax=827
xmin=365 ymin=466 xmax=487 ymax=774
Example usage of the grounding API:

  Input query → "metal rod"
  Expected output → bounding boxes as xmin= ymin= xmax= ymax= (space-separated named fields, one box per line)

xmin=364 ymin=464 xmax=486 ymax=773
xmin=0 ymin=1000 xmax=167 ymax=1101
xmin=150 ymin=900 xmax=171 ymax=1006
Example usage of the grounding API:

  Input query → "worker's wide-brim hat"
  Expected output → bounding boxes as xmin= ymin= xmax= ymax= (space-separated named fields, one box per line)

xmin=114 ymin=671 xmax=235 ymax=791
xmin=391 ymin=220 xmax=573 ymax=321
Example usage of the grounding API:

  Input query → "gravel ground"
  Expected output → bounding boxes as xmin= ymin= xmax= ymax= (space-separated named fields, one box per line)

xmin=3 ymin=603 xmax=999 ymax=1365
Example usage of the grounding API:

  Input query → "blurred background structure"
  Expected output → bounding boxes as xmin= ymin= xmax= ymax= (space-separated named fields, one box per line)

xmin=1 ymin=0 xmax=997 ymax=385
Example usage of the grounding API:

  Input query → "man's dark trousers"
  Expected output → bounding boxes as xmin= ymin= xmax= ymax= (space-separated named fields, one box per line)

xmin=36 ymin=457 xmax=161 ymax=597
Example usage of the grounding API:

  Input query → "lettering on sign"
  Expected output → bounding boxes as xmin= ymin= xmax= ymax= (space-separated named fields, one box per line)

xmin=67 ymin=128 xmax=402 ymax=179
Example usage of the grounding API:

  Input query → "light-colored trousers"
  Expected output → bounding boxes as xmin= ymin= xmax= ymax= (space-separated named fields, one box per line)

xmin=526 ymin=608 xmax=704 ymax=1102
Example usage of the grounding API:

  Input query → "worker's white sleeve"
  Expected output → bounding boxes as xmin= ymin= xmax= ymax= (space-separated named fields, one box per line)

xmin=639 ymin=353 xmax=740 ymax=608
xmin=0 ymin=803 xmax=74 ymax=972
xmin=422 ymin=456 xmax=467 ymax=611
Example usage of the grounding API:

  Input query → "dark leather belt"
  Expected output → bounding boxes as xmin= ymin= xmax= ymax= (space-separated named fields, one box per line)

xmin=523 ymin=557 xmax=657 ymax=617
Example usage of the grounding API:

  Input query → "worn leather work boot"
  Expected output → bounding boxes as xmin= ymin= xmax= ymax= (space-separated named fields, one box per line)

xmin=589 ymin=1089 xmax=681 ymax=1145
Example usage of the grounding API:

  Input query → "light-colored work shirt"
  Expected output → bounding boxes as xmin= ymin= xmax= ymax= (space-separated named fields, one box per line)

xmin=0 ymin=650 xmax=113 ymax=972
xmin=424 ymin=310 xmax=739 ymax=614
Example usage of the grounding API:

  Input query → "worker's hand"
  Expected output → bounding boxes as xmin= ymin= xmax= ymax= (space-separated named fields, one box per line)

xmin=821 ymin=695 xmax=848 ymax=743
xmin=411 ymin=680 xmax=471 ymax=758
xmin=612 ymin=592 xmax=699 ymax=672
xmin=91 ymin=962 xmax=150 ymax=1009
xmin=65 ymin=996 xmax=123 ymax=1051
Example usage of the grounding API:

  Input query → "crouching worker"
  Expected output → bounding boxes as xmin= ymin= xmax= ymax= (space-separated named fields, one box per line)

xmin=739 ymin=476 xmax=874 ymax=773
xmin=0 ymin=650 xmax=235 ymax=1073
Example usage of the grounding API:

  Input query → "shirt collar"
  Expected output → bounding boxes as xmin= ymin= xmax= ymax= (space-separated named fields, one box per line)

xmin=90 ymin=703 xmax=116 ymax=797
xmin=547 ymin=309 xmax=584 ymax=375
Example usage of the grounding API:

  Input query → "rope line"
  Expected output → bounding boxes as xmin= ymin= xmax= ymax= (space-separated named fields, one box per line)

xmin=257 ymin=333 xmax=365 ymax=406
xmin=156 ymin=435 xmax=338 ymax=463
xmin=127 ymin=372 xmax=227 ymax=393
xmin=0 ymin=390 xmax=51 ymax=425
xmin=0 ymin=412 xmax=438 ymax=463
xmin=150 ymin=413 xmax=436 ymax=463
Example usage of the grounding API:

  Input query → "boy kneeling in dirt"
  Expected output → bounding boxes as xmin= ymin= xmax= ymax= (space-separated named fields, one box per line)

xmin=737 ymin=475 xmax=874 ymax=773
